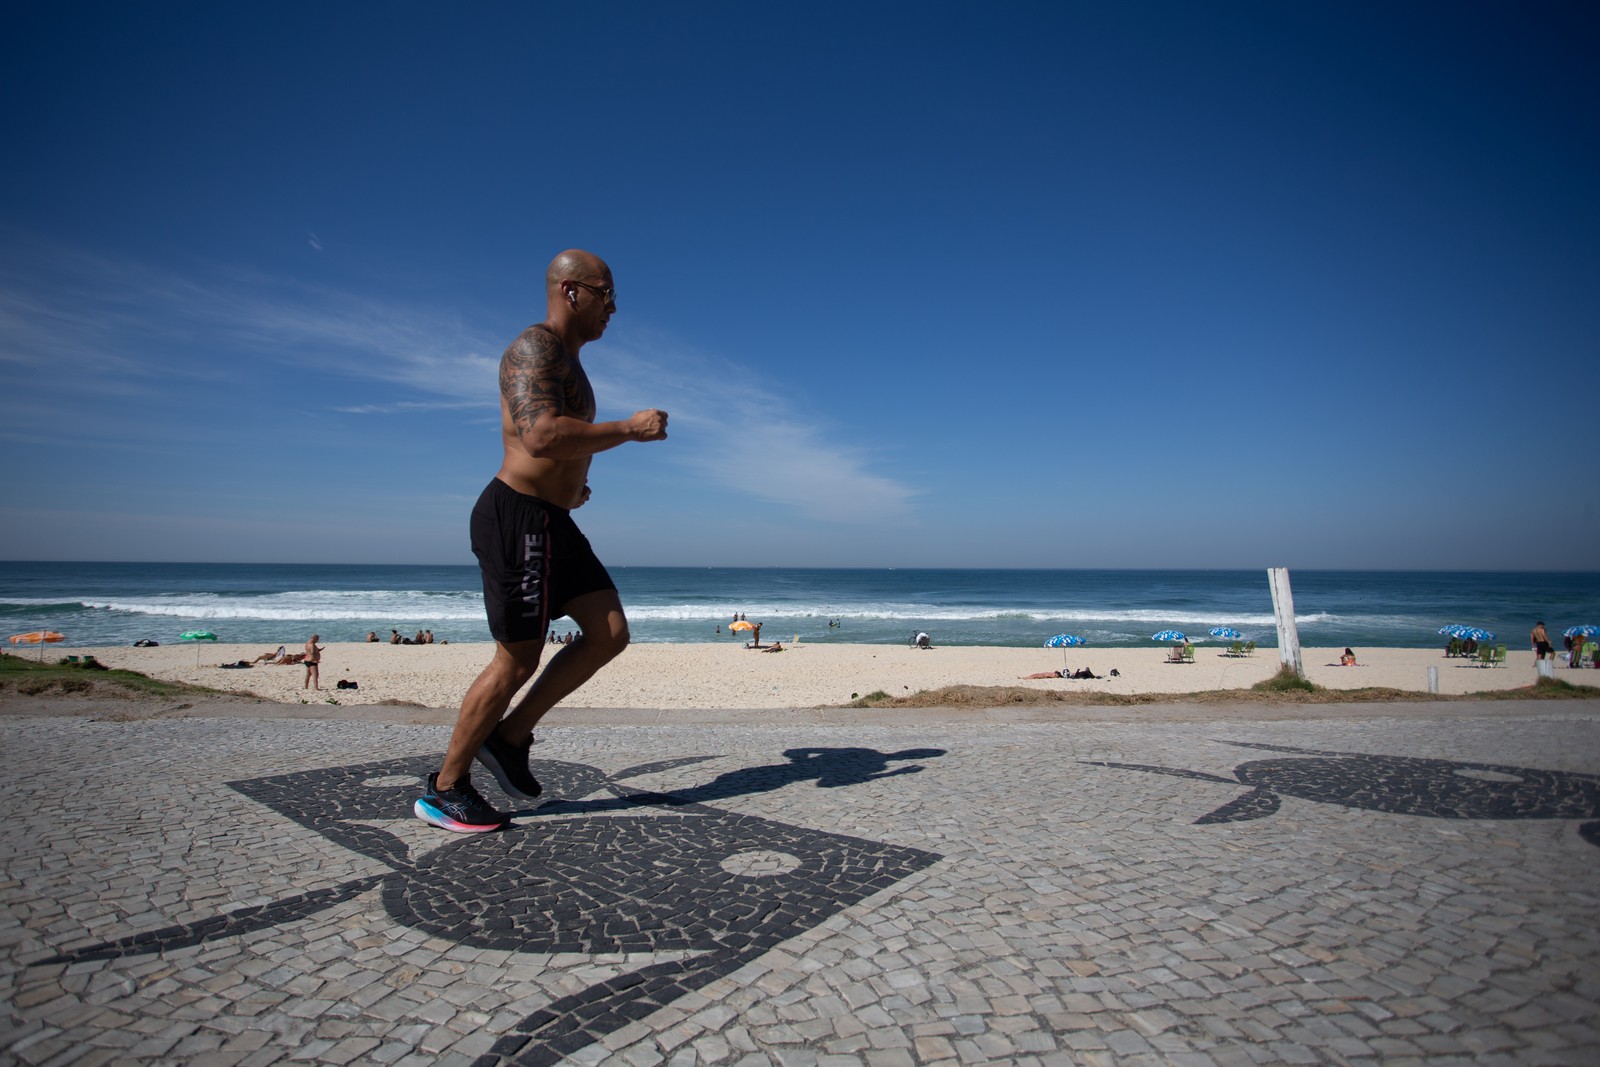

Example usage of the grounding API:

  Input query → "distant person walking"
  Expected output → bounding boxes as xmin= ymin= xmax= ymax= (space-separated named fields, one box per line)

xmin=303 ymin=635 xmax=323 ymax=690
xmin=415 ymin=249 xmax=669 ymax=833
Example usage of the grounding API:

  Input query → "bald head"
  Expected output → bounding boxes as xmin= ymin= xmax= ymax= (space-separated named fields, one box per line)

xmin=546 ymin=249 xmax=609 ymax=293
xmin=543 ymin=249 xmax=615 ymax=347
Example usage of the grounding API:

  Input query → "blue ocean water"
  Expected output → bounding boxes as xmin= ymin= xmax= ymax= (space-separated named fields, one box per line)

xmin=2 ymin=562 xmax=1596 ymax=651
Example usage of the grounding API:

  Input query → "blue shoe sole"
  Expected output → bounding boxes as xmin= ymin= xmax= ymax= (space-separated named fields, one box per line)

xmin=413 ymin=797 xmax=507 ymax=833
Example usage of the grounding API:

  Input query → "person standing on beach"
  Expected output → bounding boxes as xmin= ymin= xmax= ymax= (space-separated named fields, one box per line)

xmin=415 ymin=249 xmax=668 ymax=833
xmin=1531 ymin=621 xmax=1552 ymax=661
xmin=303 ymin=635 xmax=323 ymax=690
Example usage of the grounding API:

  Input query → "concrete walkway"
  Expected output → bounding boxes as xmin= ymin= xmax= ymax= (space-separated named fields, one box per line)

xmin=4 ymin=700 xmax=1599 ymax=1066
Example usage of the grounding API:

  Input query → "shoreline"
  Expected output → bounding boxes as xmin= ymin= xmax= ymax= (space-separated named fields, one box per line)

xmin=28 ymin=640 xmax=1596 ymax=711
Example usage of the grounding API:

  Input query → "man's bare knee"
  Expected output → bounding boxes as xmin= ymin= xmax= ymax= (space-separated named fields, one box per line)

xmin=486 ymin=641 xmax=543 ymax=689
xmin=563 ymin=590 xmax=630 ymax=662
xmin=585 ymin=619 xmax=629 ymax=660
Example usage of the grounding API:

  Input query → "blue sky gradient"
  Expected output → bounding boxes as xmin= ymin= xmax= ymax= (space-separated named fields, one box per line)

xmin=2 ymin=1 xmax=1595 ymax=568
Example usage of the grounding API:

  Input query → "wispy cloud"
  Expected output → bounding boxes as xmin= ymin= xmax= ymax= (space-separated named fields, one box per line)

xmin=333 ymin=399 xmax=486 ymax=415
xmin=593 ymin=334 xmax=918 ymax=523
xmin=0 ymin=235 xmax=502 ymax=401
xmin=0 ymin=238 xmax=919 ymax=524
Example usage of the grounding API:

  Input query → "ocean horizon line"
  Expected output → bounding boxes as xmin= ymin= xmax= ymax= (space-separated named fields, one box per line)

xmin=3 ymin=560 xmax=1597 ymax=576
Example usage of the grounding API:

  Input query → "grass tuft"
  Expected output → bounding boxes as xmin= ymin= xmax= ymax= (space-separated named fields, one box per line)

xmin=1251 ymin=667 xmax=1319 ymax=695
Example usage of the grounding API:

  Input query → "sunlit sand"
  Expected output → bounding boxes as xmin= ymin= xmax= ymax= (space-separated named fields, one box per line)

xmin=51 ymin=641 xmax=1585 ymax=710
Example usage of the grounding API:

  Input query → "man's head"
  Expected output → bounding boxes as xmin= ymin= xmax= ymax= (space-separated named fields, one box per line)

xmin=547 ymin=249 xmax=616 ymax=344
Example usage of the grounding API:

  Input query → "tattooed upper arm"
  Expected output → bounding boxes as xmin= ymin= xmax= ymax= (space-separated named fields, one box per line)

xmin=501 ymin=329 xmax=566 ymax=435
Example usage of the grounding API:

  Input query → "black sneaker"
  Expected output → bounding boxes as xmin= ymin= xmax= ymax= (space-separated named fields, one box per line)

xmin=414 ymin=773 xmax=509 ymax=833
xmin=476 ymin=728 xmax=543 ymax=800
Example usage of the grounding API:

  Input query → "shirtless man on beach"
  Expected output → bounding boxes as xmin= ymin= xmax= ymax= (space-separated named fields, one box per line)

xmin=415 ymin=250 xmax=669 ymax=833
xmin=1531 ymin=621 xmax=1552 ymax=660
xmin=303 ymin=635 xmax=323 ymax=690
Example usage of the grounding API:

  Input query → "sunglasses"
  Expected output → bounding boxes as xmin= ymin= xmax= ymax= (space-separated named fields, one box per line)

xmin=570 ymin=280 xmax=616 ymax=305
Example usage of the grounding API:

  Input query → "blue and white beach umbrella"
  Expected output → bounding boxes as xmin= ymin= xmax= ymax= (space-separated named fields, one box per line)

xmin=1151 ymin=630 xmax=1186 ymax=642
xmin=1564 ymin=625 xmax=1599 ymax=638
xmin=1439 ymin=624 xmax=1495 ymax=641
xmin=1207 ymin=627 xmax=1243 ymax=640
xmin=1045 ymin=632 xmax=1086 ymax=666
xmin=1045 ymin=634 xmax=1086 ymax=648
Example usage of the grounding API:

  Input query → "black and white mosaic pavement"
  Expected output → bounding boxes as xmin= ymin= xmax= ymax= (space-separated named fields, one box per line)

xmin=4 ymin=706 xmax=1600 ymax=1066
xmin=39 ymin=749 xmax=944 ymax=1065
xmin=1085 ymin=739 xmax=1600 ymax=843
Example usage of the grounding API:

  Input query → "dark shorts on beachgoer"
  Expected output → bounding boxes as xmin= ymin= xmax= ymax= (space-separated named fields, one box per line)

xmin=470 ymin=478 xmax=616 ymax=644
xmin=1535 ymin=641 xmax=1553 ymax=658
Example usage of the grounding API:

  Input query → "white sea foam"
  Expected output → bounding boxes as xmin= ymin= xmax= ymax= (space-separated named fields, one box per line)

xmin=627 ymin=603 xmax=1330 ymax=626
xmin=28 ymin=588 xmax=1340 ymax=633
xmin=81 ymin=590 xmax=485 ymax=622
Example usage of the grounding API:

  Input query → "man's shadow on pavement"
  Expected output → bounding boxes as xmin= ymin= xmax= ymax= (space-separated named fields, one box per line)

xmin=529 ymin=745 xmax=947 ymax=816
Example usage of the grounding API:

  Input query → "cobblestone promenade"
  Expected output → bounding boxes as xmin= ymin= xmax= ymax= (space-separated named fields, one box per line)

xmin=4 ymin=702 xmax=1599 ymax=1066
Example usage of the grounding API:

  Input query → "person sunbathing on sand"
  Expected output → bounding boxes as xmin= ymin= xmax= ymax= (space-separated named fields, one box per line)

xmin=1021 ymin=670 xmax=1063 ymax=679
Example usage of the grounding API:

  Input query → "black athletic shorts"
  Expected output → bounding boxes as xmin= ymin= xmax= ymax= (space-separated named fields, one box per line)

xmin=470 ymin=479 xmax=616 ymax=644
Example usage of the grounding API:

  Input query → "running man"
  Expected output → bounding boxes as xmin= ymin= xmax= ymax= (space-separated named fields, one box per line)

xmin=415 ymin=250 xmax=668 ymax=832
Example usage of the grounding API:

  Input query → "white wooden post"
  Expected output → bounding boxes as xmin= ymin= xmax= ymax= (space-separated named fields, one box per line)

xmin=1267 ymin=567 xmax=1304 ymax=678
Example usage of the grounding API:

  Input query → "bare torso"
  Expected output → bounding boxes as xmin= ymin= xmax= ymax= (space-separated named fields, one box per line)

xmin=496 ymin=323 xmax=596 ymax=508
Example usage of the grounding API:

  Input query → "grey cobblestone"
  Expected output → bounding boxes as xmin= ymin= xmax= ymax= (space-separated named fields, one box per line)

xmin=4 ymin=707 xmax=1599 ymax=1065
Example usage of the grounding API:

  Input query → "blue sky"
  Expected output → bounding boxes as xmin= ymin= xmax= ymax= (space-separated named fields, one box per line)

xmin=2 ymin=1 xmax=1595 ymax=569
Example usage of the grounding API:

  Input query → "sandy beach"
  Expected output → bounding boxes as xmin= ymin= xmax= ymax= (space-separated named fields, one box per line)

xmin=41 ymin=640 xmax=1592 ymax=711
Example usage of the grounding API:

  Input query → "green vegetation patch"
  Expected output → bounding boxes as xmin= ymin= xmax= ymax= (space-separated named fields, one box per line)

xmin=1468 ymin=674 xmax=1600 ymax=700
xmin=1252 ymin=667 xmax=1319 ymax=695
xmin=0 ymin=652 xmax=224 ymax=699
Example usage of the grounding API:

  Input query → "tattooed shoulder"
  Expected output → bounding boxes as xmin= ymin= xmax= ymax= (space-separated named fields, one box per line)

xmin=501 ymin=327 xmax=568 ymax=432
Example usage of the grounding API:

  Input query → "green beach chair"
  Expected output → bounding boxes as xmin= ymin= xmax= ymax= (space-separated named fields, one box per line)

xmin=1446 ymin=637 xmax=1462 ymax=657
xmin=1228 ymin=642 xmax=1244 ymax=657
xmin=1477 ymin=645 xmax=1493 ymax=667
xmin=1491 ymin=643 xmax=1507 ymax=666
xmin=1244 ymin=641 xmax=1256 ymax=656
xmin=1182 ymin=646 xmax=1195 ymax=663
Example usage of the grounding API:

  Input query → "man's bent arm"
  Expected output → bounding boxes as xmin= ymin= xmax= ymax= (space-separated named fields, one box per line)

xmin=521 ymin=411 xmax=667 ymax=460
xmin=502 ymin=329 xmax=666 ymax=460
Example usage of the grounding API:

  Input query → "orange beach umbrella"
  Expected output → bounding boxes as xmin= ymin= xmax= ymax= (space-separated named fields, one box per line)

xmin=9 ymin=631 xmax=66 ymax=661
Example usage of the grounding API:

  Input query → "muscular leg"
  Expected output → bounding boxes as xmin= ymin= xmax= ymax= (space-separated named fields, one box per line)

xmin=437 ymin=638 xmax=544 ymax=791
xmin=497 ymin=588 xmax=630 ymax=744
